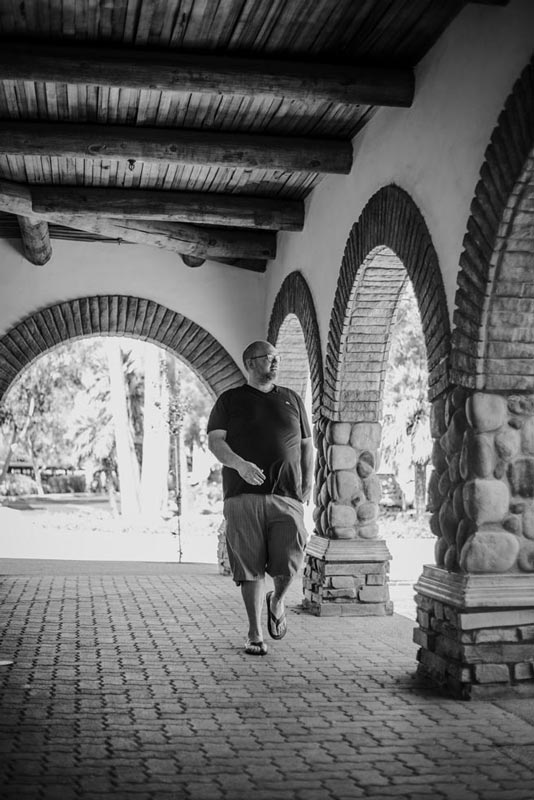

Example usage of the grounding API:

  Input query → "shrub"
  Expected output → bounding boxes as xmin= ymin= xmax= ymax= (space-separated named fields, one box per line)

xmin=0 ymin=473 xmax=39 ymax=496
xmin=43 ymin=473 xmax=86 ymax=494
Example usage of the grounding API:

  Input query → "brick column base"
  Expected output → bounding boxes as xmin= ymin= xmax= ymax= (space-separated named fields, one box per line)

xmin=302 ymin=535 xmax=393 ymax=616
xmin=414 ymin=566 xmax=534 ymax=699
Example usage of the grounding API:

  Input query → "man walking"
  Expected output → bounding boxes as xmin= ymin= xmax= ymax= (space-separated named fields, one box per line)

xmin=207 ymin=340 xmax=314 ymax=655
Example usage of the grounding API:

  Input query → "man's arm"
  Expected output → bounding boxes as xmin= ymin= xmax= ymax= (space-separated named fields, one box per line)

xmin=300 ymin=437 xmax=314 ymax=503
xmin=207 ymin=429 xmax=265 ymax=487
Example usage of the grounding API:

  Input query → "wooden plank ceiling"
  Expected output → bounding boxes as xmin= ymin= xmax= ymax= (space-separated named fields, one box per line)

xmin=0 ymin=0 xmax=475 ymax=271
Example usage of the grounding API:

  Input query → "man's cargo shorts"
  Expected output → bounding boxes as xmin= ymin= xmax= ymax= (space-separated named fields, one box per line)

xmin=223 ymin=493 xmax=308 ymax=583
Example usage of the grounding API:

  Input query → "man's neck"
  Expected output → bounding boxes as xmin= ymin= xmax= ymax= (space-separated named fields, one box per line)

xmin=248 ymin=377 xmax=274 ymax=393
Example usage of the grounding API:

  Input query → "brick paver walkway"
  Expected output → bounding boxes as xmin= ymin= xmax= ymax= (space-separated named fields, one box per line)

xmin=1 ymin=558 xmax=534 ymax=800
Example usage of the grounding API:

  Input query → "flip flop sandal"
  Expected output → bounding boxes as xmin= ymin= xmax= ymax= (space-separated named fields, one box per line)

xmin=244 ymin=640 xmax=268 ymax=656
xmin=266 ymin=591 xmax=287 ymax=640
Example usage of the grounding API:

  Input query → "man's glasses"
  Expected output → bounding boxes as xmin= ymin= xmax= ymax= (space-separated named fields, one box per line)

xmin=249 ymin=354 xmax=281 ymax=364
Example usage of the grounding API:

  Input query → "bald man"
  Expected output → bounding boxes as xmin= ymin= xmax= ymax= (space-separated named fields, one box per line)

xmin=207 ymin=340 xmax=314 ymax=656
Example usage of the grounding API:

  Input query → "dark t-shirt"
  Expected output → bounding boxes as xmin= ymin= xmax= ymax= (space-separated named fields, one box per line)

xmin=207 ymin=384 xmax=311 ymax=500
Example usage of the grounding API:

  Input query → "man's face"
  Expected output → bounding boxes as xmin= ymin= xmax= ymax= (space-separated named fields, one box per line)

xmin=247 ymin=345 xmax=281 ymax=382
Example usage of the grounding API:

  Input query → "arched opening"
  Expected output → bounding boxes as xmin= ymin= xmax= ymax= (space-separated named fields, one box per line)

xmin=0 ymin=295 xmax=244 ymax=404
xmin=305 ymin=186 xmax=450 ymax=619
xmin=0 ymin=335 xmax=224 ymax=563
xmin=272 ymin=312 xmax=312 ymax=424
xmin=267 ymin=271 xmax=324 ymax=535
xmin=267 ymin=271 xmax=323 ymax=423
xmin=271 ymin=311 xmax=314 ymax=530
xmin=380 ymin=275 xmax=434 ymax=617
xmin=0 ymin=297 xmax=243 ymax=564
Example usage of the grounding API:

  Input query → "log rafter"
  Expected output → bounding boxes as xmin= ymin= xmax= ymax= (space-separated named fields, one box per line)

xmin=30 ymin=185 xmax=304 ymax=231
xmin=0 ymin=180 xmax=271 ymax=270
xmin=0 ymin=25 xmax=427 ymax=270
xmin=0 ymin=42 xmax=415 ymax=108
xmin=0 ymin=121 xmax=353 ymax=175
xmin=43 ymin=215 xmax=275 ymax=260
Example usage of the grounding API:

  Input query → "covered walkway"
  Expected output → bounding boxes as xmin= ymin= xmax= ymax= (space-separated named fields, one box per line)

xmin=2 ymin=0 xmax=534 ymax=701
xmin=1 ymin=558 xmax=533 ymax=800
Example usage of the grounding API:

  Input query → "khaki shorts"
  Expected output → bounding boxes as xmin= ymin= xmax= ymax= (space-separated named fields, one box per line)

xmin=223 ymin=494 xmax=308 ymax=584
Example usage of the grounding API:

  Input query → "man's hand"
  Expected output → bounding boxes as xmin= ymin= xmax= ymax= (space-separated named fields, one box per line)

xmin=208 ymin=430 xmax=265 ymax=487
xmin=237 ymin=460 xmax=265 ymax=486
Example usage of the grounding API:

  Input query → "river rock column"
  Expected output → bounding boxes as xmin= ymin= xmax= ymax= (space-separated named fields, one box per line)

xmin=303 ymin=415 xmax=392 ymax=616
xmin=415 ymin=389 xmax=534 ymax=699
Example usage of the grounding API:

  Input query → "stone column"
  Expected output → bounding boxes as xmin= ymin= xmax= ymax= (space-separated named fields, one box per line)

xmin=415 ymin=389 xmax=534 ymax=698
xmin=302 ymin=414 xmax=392 ymax=616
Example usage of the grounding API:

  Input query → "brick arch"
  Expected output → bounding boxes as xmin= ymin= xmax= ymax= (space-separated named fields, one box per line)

xmin=267 ymin=271 xmax=323 ymax=420
xmin=272 ymin=314 xmax=310 ymax=402
xmin=324 ymin=185 xmax=450 ymax=421
xmin=451 ymin=56 xmax=534 ymax=391
xmin=0 ymin=295 xmax=244 ymax=401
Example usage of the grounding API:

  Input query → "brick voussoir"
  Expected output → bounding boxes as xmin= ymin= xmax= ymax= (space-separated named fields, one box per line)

xmin=0 ymin=296 xmax=245 ymax=403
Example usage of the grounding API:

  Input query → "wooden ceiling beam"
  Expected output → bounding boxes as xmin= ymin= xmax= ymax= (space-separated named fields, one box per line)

xmin=0 ymin=42 xmax=414 ymax=108
xmin=30 ymin=185 xmax=304 ymax=231
xmin=0 ymin=121 xmax=352 ymax=175
xmin=16 ymin=216 xmax=52 ymax=265
xmin=0 ymin=180 xmax=271 ymax=269
xmin=0 ymin=179 xmax=32 ymax=216
xmin=38 ymin=215 xmax=276 ymax=260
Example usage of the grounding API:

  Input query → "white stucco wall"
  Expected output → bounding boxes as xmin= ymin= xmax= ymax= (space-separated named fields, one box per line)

xmin=0 ymin=236 xmax=265 ymax=367
xmin=265 ymin=0 xmax=534 ymax=357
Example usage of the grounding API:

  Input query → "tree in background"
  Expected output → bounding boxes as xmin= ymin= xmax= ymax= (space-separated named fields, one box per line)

xmin=139 ymin=346 xmax=170 ymax=520
xmin=0 ymin=344 xmax=90 ymax=492
xmin=167 ymin=354 xmax=188 ymax=521
xmin=0 ymin=405 xmax=19 ymax=485
xmin=106 ymin=339 xmax=142 ymax=517
xmin=0 ymin=337 xmax=213 ymax=517
xmin=68 ymin=343 xmax=115 ymax=483
xmin=381 ymin=281 xmax=432 ymax=515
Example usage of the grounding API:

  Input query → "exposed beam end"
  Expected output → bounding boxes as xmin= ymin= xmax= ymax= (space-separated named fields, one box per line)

xmin=17 ymin=215 xmax=52 ymax=265
xmin=182 ymin=255 xmax=205 ymax=268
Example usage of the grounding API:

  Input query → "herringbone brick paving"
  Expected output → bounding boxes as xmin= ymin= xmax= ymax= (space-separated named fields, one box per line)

xmin=1 ymin=559 xmax=534 ymax=800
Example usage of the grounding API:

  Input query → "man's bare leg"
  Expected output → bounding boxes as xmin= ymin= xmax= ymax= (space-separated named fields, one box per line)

xmin=241 ymin=579 xmax=265 ymax=642
xmin=270 ymin=575 xmax=293 ymax=620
